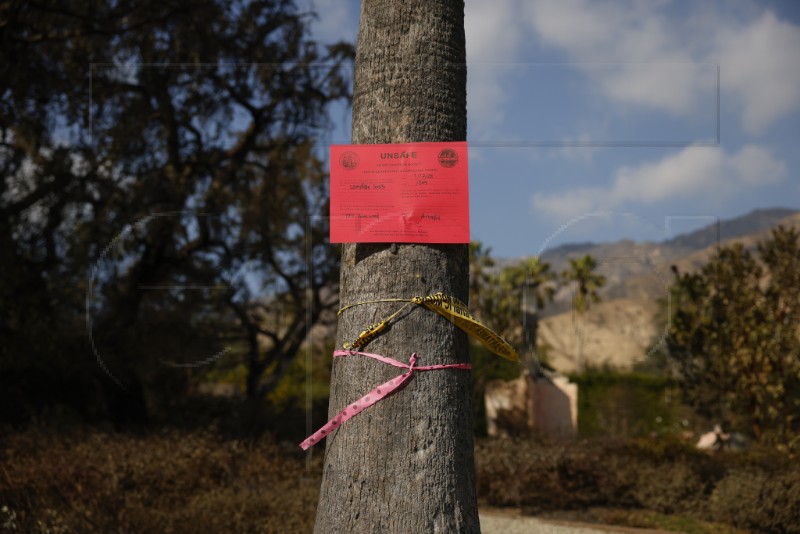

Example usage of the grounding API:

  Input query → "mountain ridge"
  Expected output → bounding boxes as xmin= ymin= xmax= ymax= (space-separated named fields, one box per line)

xmin=518 ymin=207 xmax=800 ymax=373
xmin=536 ymin=206 xmax=798 ymax=264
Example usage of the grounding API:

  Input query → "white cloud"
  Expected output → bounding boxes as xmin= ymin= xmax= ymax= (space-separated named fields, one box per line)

xmin=532 ymin=144 xmax=786 ymax=219
xmin=524 ymin=0 xmax=705 ymax=115
xmin=716 ymin=11 xmax=800 ymax=134
xmin=465 ymin=1 xmax=523 ymax=131
xmin=520 ymin=0 xmax=800 ymax=134
xmin=729 ymin=145 xmax=788 ymax=186
xmin=309 ymin=1 xmax=800 ymax=137
xmin=612 ymin=147 xmax=726 ymax=203
xmin=465 ymin=1 xmax=523 ymax=63
xmin=532 ymin=188 xmax=598 ymax=221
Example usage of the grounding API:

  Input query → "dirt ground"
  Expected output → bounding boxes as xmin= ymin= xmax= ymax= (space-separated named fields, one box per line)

xmin=479 ymin=508 xmax=675 ymax=534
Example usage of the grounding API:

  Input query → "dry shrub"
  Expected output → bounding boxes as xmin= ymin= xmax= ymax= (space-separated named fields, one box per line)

xmin=5 ymin=428 xmax=799 ymax=532
xmin=630 ymin=463 xmax=705 ymax=515
xmin=475 ymin=436 xmax=798 ymax=532
xmin=710 ymin=469 xmax=800 ymax=533
xmin=0 ymin=425 xmax=322 ymax=533
xmin=475 ymin=438 xmax=635 ymax=512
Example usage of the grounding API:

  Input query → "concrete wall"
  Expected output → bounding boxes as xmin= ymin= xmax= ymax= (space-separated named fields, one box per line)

xmin=485 ymin=374 xmax=577 ymax=438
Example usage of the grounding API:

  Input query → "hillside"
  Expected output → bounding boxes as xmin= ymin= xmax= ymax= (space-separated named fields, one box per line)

xmin=538 ymin=298 xmax=660 ymax=373
xmin=662 ymin=207 xmax=799 ymax=250
xmin=537 ymin=207 xmax=799 ymax=317
xmin=532 ymin=208 xmax=800 ymax=374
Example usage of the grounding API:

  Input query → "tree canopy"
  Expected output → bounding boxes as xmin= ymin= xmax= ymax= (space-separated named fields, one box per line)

xmin=665 ymin=226 xmax=800 ymax=447
xmin=0 ymin=0 xmax=352 ymax=426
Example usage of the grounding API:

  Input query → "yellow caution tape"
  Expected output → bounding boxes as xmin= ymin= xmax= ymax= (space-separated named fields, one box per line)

xmin=343 ymin=320 xmax=389 ymax=350
xmin=342 ymin=301 xmax=413 ymax=349
xmin=413 ymin=293 xmax=519 ymax=362
xmin=338 ymin=293 xmax=519 ymax=362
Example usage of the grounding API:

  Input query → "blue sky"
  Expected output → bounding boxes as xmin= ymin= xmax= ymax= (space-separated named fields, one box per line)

xmin=306 ymin=0 xmax=800 ymax=258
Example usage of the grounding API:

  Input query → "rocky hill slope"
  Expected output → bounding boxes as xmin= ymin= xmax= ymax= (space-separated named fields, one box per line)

xmin=532 ymin=208 xmax=799 ymax=373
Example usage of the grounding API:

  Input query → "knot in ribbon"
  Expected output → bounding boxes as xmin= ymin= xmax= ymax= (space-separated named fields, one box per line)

xmin=300 ymin=350 xmax=470 ymax=450
xmin=407 ymin=351 xmax=418 ymax=371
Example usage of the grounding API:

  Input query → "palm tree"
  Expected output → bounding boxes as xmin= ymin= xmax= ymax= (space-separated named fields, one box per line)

xmin=520 ymin=257 xmax=556 ymax=373
xmin=314 ymin=1 xmax=479 ymax=532
xmin=561 ymin=255 xmax=606 ymax=372
xmin=469 ymin=254 xmax=554 ymax=372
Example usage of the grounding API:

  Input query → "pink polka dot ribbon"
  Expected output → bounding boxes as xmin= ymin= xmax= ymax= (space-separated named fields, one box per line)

xmin=299 ymin=350 xmax=471 ymax=450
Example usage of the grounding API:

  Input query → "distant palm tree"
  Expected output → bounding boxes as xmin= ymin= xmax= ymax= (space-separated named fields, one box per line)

xmin=561 ymin=255 xmax=606 ymax=372
xmin=468 ymin=248 xmax=555 ymax=372
xmin=519 ymin=257 xmax=556 ymax=374
xmin=522 ymin=257 xmax=556 ymax=310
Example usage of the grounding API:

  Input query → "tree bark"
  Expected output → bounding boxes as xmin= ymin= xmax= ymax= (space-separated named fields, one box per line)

xmin=313 ymin=1 xmax=478 ymax=532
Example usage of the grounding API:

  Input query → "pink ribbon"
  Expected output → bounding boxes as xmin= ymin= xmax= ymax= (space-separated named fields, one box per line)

xmin=300 ymin=350 xmax=471 ymax=450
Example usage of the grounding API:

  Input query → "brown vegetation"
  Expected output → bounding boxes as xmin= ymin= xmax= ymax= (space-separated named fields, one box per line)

xmin=1 ymin=426 xmax=321 ymax=533
xmin=2 ymin=427 xmax=798 ymax=533
xmin=475 ymin=437 xmax=800 ymax=533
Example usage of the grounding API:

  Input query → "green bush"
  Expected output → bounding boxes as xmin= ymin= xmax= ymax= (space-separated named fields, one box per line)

xmin=571 ymin=368 xmax=680 ymax=438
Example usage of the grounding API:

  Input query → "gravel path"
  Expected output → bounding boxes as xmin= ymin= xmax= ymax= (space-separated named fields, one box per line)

xmin=479 ymin=509 xmax=674 ymax=534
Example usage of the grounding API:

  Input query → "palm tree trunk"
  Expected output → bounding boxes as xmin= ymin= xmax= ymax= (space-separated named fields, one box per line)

xmin=522 ymin=282 xmax=540 ymax=375
xmin=313 ymin=1 xmax=478 ymax=532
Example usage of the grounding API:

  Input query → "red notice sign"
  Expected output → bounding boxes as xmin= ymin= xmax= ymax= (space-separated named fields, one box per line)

xmin=329 ymin=142 xmax=469 ymax=243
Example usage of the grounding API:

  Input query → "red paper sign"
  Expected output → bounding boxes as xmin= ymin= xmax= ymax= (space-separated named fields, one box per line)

xmin=329 ymin=142 xmax=469 ymax=243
